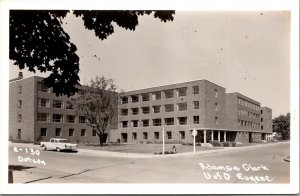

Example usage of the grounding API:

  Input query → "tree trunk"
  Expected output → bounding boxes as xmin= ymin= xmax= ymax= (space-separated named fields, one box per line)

xmin=98 ymin=131 xmax=103 ymax=146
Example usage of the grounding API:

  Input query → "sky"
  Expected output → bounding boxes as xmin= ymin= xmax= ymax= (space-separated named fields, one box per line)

xmin=9 ymin=11 xmax=291 ymax=118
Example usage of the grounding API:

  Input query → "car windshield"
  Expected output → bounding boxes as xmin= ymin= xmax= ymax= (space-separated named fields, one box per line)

xmin=58 ymin=140 xmax=69 ymax=143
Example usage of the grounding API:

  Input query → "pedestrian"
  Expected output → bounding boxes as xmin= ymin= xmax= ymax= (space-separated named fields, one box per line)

xmin=173 ymin=145 xmax=176 ymax=153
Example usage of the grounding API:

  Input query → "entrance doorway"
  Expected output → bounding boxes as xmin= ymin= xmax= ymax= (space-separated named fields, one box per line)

xmin=249 ymin=132 xmax=253 ymax=143
xmin=121 ymin=133 xmax=128 ymax=143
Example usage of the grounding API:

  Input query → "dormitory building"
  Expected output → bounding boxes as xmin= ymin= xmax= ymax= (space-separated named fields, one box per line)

xmin=9 ymin=73 xmax=273 ymax=144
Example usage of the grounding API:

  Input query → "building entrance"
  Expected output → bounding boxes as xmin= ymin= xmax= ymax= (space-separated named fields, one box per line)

xmin=121 ymin=133 xmax=128 ymax=143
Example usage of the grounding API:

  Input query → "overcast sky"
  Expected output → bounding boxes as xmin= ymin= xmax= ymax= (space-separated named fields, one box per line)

xmin=9 ymin=11 xmax=290 ymax=117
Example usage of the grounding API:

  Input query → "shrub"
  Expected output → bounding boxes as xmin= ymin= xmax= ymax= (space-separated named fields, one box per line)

xmin=146 ymin=141 xmax=152 ymax=144
xmin=165 ymin=151 xmax=170 ymax=154
xmin=154 ymin=152 xmax=157 ymax=155
xmin=140 ymin=141 xmax=144 ymax=144
xmin=210 ymin=140 xmax=221 ymax=147
xmin=159 ymin=152 xmax=162 ymax=155
xmin=223 ymin=141 xmax=230 ymax=147
xmin=231 ymin=142 xmax=237 ymax=147
xmin=170 ymin=151 xmax=175 ymax=154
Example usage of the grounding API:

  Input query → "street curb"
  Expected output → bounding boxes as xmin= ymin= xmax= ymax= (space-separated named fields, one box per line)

xmin=9 ymin=141 xmax=290 ymax=159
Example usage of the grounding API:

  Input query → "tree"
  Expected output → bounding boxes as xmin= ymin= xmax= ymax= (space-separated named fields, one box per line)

xmin=71 ymin=76 xmax=120 ymax=146
xmin=273 ymin=113 xmax=290 ymax=140
xmin=10 ymin=10 xmax=175 ymax=96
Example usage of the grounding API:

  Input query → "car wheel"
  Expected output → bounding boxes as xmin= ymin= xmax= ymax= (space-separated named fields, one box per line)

xmin=43 ymin=146 xmax=47 ymax=151
xmin=56 ymin=147 xmax=61 ymax=152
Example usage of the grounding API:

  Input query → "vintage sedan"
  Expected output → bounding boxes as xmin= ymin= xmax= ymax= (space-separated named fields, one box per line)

xmin=40 ymin=138 xmax=78 ymax=152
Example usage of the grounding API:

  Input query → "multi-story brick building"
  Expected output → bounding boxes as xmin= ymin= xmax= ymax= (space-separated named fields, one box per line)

xmin=111 ymin=81 xmax=273 ymax=144
xmin=9 ymin=74 xmax=118 ymax=144
xmin=9 ymin=74 xmax=273 ymax=144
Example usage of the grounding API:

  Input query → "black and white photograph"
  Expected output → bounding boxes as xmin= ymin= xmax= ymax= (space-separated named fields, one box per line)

xmin=0 ymin=0 xmax=299 ymax=194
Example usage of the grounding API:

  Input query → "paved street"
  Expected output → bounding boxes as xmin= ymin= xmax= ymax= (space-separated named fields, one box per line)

xmin=9 ymin=141 xmax=290 ymax=183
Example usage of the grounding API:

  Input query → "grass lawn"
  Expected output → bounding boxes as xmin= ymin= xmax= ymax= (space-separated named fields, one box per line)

xmin=78 ymin=143 xmax=218 ymax=154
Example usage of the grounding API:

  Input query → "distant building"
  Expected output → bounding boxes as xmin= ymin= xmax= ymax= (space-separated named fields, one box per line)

xmin=9 ymin=73 xmax=273 ymax=144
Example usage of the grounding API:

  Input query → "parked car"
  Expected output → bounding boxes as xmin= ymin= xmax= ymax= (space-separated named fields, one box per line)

xmin=40 ymin=138 xmax=78 ymax=152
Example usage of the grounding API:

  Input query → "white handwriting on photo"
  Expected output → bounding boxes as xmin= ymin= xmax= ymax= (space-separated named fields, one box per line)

xmin=13 ymin=147 xmax=46 ymax=166
xmin=199 ymin=162 xmax=273 ymax=183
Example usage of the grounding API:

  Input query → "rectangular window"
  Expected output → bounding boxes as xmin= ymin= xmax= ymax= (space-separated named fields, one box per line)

xmin=121 ymin=109 xmax=128 ymax=116
xmin=193 ymin=86 xmax=199 ymax=94
xmin=164 ymin=118 xmax=174 ymax=126
xmin=37 ymin=82 xmax=49 ymax=92
xmin=261 ymin=110 xmax=263 ymax=114
xmin=153 ymin=105 xmax=161 ymax=113
xmin=67 ymin=115 xmax=76 ymax=123
xmin=165 ymin=104 xmax=174 ymax=112
xmin=215 ymin=117 xmax=219 ymax=125
xmin=18 ymin=100 xmax=22 ymax=108
xmin=193 ymin=101 xmax=199 ymax=109
xmin=142 ymin=119 xmax=149 ymax=127
xmin=132 ymin=120 xmax=138 ymax=127
xmin=142 ymin=93 xmax=150 ymax=101
xmin=154 ymin=132 xmax=159 ymax=139
xmin=215 ymin=89 xmax=218 ymax=97
xmin=178 ymin=117 xmax=187 ymax=125
xmin=153 ymin=118 xmax=161 ymax=126
xmin=179 ymin=131 xmax=185 ymax=139
xmin=38 ymin=98 xmax=50 ymax=107
xmin=177 ymin=88 xmax=187 ymax=97
xmin=122 ymin=96 xmax=128 ymax=104
xmin=81 ymin=129 xmax=86 ymax=136
xmin=193 ymin=116 xmax=199 ymax=124
xmin=66 ymin=101 xmax=74 ymax=109
xmin=55 ymin=128 xmax=61 ymax=136
xmin=142 ymin=107 xmax=150 ymax=114
xmin=79 ymin=116 xmax=86 ymax=123
xmin=177 ymin=102 xmax=187 ymax=111
xmin=40 ymin=128 xmax=47 ymax=136
xmin=17 ymin=129 xmax=21 ymax=140
xmin=53 ymin=100 xmax=63 ymax=108
xmin=77 ymin=90 xmax=85 ymax=96
xmin=69 ymin=129 xmax=74 ymax=136
xmin=261 ymin=118 xmax=263 ymax=122
xmin=121 ymin=121 xmax=128 ymax=128
xmin=152 ymin=91 xmax=161 ymax=100
xmin=167 ymin=131 xmax=172 ymax=139
xmin=215 ymin=103 xmax=219 ymax=111
xmin=92 ymin=130 xmax=97 ymax=136
xmin=18 ymin=86 xmax=22 ymax=94
xmin=261 ymin=125 xmax=264 ymax=130
xmin=164 ymin=89 xmax=174 ymax=98
xmin=37 ymin=113 xmax=50 ymax=122
xmin=131 ymin=108 xmax=139 ymax=115
xmin=132 ymin=132 xmax=137 ymax=140
xmin=18 ymin=114 xmax=22 ymax=122
xmin=53 ymin=114 xmax=63 ymax=122
xmin=131 ymin=95 xmax=139 ymax=103
xmin=143 ymin=132 xmax=148 ymax=140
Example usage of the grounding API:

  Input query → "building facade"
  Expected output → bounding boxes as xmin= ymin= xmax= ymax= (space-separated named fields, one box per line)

xmin=9 ymin=74 xmax=273 ymax=144
xmin=9 ymin=75 xmax=118 ymax=144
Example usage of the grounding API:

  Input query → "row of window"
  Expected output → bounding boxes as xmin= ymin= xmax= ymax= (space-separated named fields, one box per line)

xmin=121 ymin=87 xmax=218 ymax=104
xmin=237 ymin=109 xmax=260 ymax=119
xmin=37 ymin=98 xmax=74 ymax=109
xmin=121 ymin=116 xmax=220 ymax=128
xmin=120 ymin=101 xmax=219 ymax=116
xmin=36 ymin=113 xmax=86 ymax=123
xmin=237 ymin=119 xmax=260 ymax=128
xmin=238 ymin=98 xmax=260 ymax=111
xmin=40 ymin=128 xmax=97 ymax=137
xmin=124 ymin=131 xmax=186 ymax=140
